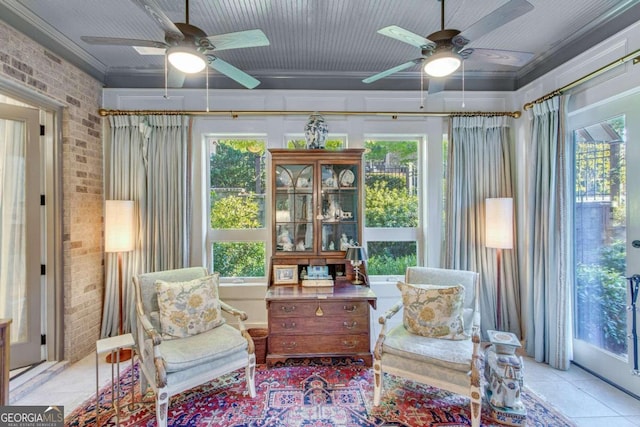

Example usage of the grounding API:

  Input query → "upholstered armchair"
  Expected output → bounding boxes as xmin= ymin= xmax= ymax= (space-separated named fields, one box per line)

xmin=373 ymin=266 xmax=482 ymax=427
xmin=132 ymin=267 xmax=256 ymax=427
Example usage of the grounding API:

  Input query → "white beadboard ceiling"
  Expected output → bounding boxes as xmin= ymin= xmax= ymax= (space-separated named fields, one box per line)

xmin=1 ymin=0 xmax=639 ymax=91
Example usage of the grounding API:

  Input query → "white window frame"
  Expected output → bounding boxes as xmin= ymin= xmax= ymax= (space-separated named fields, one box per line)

xmin=362 ymin=135 xmax=427 ymax=283
xmin=192 ymin=116 xmax=443 ymax=285
xmin=205 ymin=134 xmax=269 ymax=283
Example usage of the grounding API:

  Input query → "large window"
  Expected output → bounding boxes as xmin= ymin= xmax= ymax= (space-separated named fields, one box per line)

xmin=208 ymin=137 xmax=267 ymax=279
xmin=363 ymin=139 xmax=420 ymax=276
xmin=206 ymin=134 xmax=428 ymax=281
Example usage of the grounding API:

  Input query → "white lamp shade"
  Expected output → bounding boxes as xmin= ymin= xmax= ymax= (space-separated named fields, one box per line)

xmin=105 ymin=200 xmax=135 ymax=253
xmin=167 ymin=47 xmax=207 ymax=74
xmin=423 ymin=52 xmax=461 ymax=77
xmin=485 ymin=198 xmax=513 ymax=249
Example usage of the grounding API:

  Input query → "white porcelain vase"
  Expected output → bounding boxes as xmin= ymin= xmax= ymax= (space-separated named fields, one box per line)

xmin=304 ymin=113 xmax=328 ymax=149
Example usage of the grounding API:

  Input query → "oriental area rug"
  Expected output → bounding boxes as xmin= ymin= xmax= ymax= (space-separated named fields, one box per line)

xmin=65 ymin=360 xmax=575 ymax=426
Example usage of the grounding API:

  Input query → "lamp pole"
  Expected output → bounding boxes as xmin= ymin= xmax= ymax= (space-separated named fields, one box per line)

xmin=485 ymin=198 xmax=513 ymax=331
xmin=496 ymin=246 xmax=503 ymax=330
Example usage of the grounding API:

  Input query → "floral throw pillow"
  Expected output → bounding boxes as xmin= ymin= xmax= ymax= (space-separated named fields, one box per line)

xmin=156 ymin=274 xmax=225 ymax=340
xmin=397 ymin=281 xmax=467 ymax=340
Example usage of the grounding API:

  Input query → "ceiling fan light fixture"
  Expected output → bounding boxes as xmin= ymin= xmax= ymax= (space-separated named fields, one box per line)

xmin=167 ymin=46 xmax=207 ymax=73
xmin=423 ymin=51 xmax=461 ymax=77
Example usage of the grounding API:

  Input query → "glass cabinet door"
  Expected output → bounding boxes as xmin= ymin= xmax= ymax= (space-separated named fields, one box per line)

xmin=320 ymin=163 xmax=359 ymax=252
xmin=275 ymin=164 xmax=314 ymax=253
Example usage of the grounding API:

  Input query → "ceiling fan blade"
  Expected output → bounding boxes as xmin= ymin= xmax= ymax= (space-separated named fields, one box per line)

xmin=131 ymin=0 xmax=184 ymax=41
xmin=457 ymin=0 xmax=534 ymax=43
xmin=207 ymin=56 xmax=261 ymax=89
xmin=377 ymin=26 xmax=435 ymax=49
xmin=205 ymin=29 xmax=270 ymax=51
xmin=464 ymin=48 xmax=534 ymax=67
xmin=167 ymin=66 xmax=186 ymax=88
xmin=81 ymin=36 xmax=167 ymax=48
xmin=362 ymin=59 xmax=421 ymax=84
xmin=427 ymin=78 xmax=445 ymax=95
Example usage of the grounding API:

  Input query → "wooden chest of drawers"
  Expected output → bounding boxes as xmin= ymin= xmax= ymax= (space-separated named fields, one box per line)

xmin=265 ymin=284 xmax=376 ymax=366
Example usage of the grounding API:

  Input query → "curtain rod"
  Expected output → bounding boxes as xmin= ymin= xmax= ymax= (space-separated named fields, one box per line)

xmin=523 ymin=48 xmax=640 ymax=110
xmin=97 ymin=108 xmax=521 ymax=119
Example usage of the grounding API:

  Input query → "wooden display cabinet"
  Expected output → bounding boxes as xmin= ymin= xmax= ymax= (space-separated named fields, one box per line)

xmin=266 ymin=149 xmax=376 ymax=366
xmin=271 ymin=148 xmax=363 ymax=256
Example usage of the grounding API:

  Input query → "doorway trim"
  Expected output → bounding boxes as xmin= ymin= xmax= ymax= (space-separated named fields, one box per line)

xmin=568 ymin=89 xmax=640 ymax=398
xmin=0 ymin=76 xmax=64 ymax=362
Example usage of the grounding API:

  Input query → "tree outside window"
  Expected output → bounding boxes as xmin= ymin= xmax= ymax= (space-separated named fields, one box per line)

xmin=364 ymin=140 xmax=419 ymax=276
xmin=210 ymin=138 xmax=266 ymax=278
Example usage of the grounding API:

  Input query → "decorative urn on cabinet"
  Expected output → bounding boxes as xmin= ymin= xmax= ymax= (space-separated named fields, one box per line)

xmin=304 ymin=112 xmax=328 ymax=149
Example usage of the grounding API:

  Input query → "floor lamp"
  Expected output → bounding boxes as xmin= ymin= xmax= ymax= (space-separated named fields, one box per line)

xmin=485 ymin=198 xmax=513 ymax=331
xmin=104 ymin=200 xmax=135 ymax=363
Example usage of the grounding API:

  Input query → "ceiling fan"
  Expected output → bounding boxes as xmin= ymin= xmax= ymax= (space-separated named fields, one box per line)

xmin=363 ymin=0 xmax=535 ymax=88
xmin=80 ymin=0 xmax=269 ymax=89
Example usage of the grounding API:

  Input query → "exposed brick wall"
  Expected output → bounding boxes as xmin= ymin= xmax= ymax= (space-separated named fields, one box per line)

xmin=0 ymin=19 xmax=105 ymax=363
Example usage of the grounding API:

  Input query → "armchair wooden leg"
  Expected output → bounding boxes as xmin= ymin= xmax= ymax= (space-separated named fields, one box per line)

xmin=373 ymin=359 xmax=382 ymax=406
xmin=156 ymin=390 xmax=169 ymax=427
xmin=469 ymin=386 xmax=482 ymax=427
xmin=470 ymin=347 xmax=482 ymax=427
xmin=246 ymin=354 xmax=256 ymax=398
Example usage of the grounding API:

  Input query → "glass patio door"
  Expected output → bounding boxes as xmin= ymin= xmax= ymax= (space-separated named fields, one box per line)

xmin=0 ymin=102 xmax=41 ymax=369
xmin=570 ymin=92 xmax=640 ymax=396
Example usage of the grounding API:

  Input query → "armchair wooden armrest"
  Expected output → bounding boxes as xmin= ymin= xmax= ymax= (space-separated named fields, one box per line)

xmin=220 ymin=301 xmax=248 ymax=322
xmin=220 ymin=301 xmax=255 ymax=354
xmin=378 ymin=300 xmax=403 ymax=325
xmin=138 ymin=312 xmax=162 ymax=345
xmin=135 ymin=313 xmax=168 ymax=388
xmin=374 ymin=300 xmax=403 ymax=359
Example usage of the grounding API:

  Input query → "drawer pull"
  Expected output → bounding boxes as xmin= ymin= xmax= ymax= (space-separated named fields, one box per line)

xmin=281 ymin=322 xmax=296 ymax=329
xmin=283 ymin=341 xmax=297 ymax=350
xmin=281 ymin=305 xmax=296 ymax=313
xmin=343 ymin=305 xmax=357 ymax=312
xmin=341 ymin=340 xmax=357 ymax=349
xmin=343 ymin=321 xmax=358 ymax=329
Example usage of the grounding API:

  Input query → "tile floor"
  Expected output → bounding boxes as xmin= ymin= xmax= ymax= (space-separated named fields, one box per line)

xmin=9 ymin=353 xmax=640 ymax=426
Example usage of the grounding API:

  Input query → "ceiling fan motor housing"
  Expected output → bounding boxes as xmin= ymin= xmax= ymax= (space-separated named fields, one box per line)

xmin=427 ymin=28 xmax=460 ymax=43
xmin=422 ymin=29 xmax=462 ymax=58
xmin=167 ymin=22 xmax=211 ymax=52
